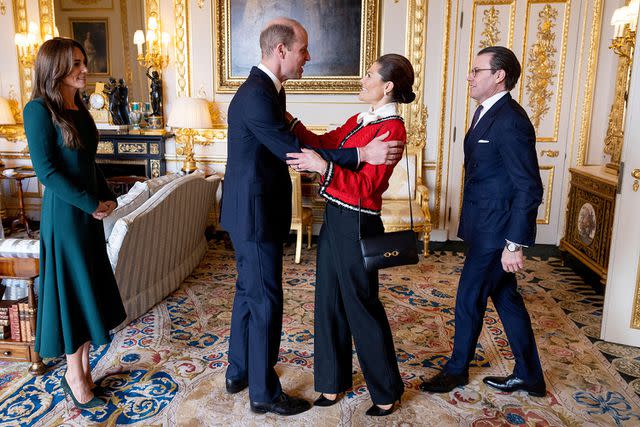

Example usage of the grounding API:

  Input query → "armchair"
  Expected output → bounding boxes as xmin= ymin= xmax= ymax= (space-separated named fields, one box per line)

xmin=381 ymin=141 xmax=432 ymax=256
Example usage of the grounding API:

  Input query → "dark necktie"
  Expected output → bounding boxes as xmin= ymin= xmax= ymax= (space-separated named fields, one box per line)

xmin=470 ymin=104 xmax=484 ymax=131
xmin=278 ymin=87 xmax=286 ymax=113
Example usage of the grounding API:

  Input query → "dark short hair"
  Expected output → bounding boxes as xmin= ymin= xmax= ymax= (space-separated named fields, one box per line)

xmin=259 ymin=21 xmax=298 ymax=57
xmin=376 ymin=54 xmax=416 ymax=104
xmin=477 ymin=46 xmax=521 ymax=90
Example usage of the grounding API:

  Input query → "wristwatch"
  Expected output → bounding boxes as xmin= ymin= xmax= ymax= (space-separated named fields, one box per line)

xmin=506 ymin=242 xmax=522 ymax=252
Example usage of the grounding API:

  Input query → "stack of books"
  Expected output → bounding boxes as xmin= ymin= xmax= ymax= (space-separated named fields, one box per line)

xmin=0 ymin=297 xmax=34 ymax=341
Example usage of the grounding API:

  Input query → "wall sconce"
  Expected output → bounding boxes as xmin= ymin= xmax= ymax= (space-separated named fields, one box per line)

xmin=604 ymin=0 xmax=639 ymax=174
xmin=14 ymin=21 xmax=58 ymax=68
xmin=133 ymin=15 xmax=171 ymax=70
xmin=167 ymin=98 xmax=213 ymax=174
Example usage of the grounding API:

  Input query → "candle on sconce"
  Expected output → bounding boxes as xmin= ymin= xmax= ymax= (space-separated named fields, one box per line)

xmin=133 ymin=30 xmax=145 ymax=55
xmin=148 ymin=16 xmax=158 ymax=30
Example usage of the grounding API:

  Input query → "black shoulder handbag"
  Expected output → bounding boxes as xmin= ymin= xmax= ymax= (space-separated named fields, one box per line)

xmin=359 ymin=150 xmax=420 ymax=272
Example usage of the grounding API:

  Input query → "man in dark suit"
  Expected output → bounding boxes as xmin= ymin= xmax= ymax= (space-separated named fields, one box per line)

xmin=420 ymin=46 xmax=546 ymax=397
xmin=221 ymin=17 xmax=403 ymax=416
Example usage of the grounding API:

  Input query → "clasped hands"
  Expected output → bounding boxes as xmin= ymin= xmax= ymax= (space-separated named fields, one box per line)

xmin=285 ymin=131 xmax=404 ymax=174
xmin=92 ymin=200 xmax=116 ymax=220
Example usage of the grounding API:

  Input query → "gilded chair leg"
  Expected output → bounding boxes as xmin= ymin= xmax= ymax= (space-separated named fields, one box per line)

xmin=295 ymin=227 xmax=303 ymax=264
xmin=423 ymin=232 xmax=430 ymax=257
xmin=306 ymin=225 xmax=312 ymax=248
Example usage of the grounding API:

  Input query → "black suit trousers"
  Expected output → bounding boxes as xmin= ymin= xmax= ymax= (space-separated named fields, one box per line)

xmin=226 ymin=237 xmax=284 ymax=402
xmin=314 ymin=203 xmax=404 ymax=404
xmin=446 ymin=245 xmax=544 ymax=384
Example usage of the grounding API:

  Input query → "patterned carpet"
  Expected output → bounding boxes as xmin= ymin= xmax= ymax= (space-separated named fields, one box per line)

xmin=1 ymin=238 xmax=640 ymax=426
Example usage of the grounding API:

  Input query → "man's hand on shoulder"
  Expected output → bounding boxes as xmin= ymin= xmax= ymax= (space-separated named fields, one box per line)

xmin=501 ymin=246 xmax=525 ymax=273
xmin=359 ymin=131 xmax=404 ymax=165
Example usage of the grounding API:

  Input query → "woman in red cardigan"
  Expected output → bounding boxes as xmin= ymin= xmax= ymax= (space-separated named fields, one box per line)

xmin=286 ymin=54 xmax=416 ymax=417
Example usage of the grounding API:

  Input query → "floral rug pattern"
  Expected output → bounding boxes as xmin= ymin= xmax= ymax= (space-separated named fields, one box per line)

xmin=1 ymin=240 xmax=639 ymax=426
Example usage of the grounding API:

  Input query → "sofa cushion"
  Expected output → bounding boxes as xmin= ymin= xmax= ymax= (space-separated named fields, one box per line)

xmin=146 ymin=173 xmax=181 ymax=195
xmin=103 ymin=181 xmax=150 ymax=240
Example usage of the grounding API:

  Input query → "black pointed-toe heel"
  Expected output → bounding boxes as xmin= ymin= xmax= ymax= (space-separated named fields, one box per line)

xmin=60 ymin=376 xmax=106 ymax=409
xmin=313 ymin=393 xmax=342 ymax=407
xmin=365 ymin=399 xmax=399 ymax=416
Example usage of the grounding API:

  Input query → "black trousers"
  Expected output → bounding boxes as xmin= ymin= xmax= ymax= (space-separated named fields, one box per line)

xmin=446 ymin=244 xmax=544 ymax=384
xmin=314 ymin=203 xmax=404 ymax=404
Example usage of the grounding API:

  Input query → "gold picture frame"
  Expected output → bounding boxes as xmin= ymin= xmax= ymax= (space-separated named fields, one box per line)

xmin=215 ymin=0 xmax=380 ymax=93
xmin=70 ymin=17 xmax=111 ymax=76
xmin=61 ymin=0 xmax=113 ymax=10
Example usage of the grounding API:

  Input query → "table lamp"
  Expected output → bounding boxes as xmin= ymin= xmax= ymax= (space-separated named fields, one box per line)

xmin=167 ymin=97 xmax=212 ymax=174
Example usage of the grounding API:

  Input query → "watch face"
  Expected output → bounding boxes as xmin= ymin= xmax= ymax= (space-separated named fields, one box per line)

xmin=89 ymin=93 xmax=105 ymax=110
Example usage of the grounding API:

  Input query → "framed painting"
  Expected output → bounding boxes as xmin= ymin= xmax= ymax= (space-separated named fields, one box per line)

xmin=61 ymin=0 xmax=113 ymax=10
xmin=70 ymin=18 xmax=110 ymax=76
xmin=215 ymin=0 xmax=380 ymax=93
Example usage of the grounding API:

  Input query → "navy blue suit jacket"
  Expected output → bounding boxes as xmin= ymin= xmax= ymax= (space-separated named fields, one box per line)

xmin=221 ymin=67 xmax=359 ymax=242
xmin=457 ymin=93 xmax=543 ymax=249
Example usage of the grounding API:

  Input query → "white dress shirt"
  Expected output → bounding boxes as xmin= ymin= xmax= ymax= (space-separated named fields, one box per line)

xmin=357 ymin=102 xmax=399 ymax=126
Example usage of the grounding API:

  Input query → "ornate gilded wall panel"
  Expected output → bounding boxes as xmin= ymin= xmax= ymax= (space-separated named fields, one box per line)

xmin=537 ymin=165 xmax=554 ymax=224
xmin=465 ymin=0 xmax=516 ymax=130
xmin=174 ymin=0 xmax=190 ymax=97
xmin=120 ymin=0 xmax=133 ymax=86
xmin=576 ymin=0 xmax=603 ymax=166
xmin=38 ymin=0 xmax=55 ymax=42
xmin=12 ymin=0 xmax=31 ymax=107
xmin=433 ymin=0 xmax=452 ymax=228
xmin=519 ymin=0 xmax=571 ymax=143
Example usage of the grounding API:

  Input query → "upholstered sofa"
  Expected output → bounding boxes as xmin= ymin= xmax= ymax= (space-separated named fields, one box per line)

xmin=104 ymin=171 xmax=220 ymax=329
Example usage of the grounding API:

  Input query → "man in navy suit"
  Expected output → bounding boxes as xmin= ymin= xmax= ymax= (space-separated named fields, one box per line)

xmin=420 ymin=46 xmax=546 ymax=397
xmin=221 ymin=17 xmax=403 ymax=416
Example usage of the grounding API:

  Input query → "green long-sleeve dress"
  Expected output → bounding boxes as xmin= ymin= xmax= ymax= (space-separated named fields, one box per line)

xmin=23 ymin=98 xmax=126 ymax=358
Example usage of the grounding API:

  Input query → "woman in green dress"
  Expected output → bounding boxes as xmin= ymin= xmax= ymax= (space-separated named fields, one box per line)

xmin=23 ymin=38 xmax=126 ymax=409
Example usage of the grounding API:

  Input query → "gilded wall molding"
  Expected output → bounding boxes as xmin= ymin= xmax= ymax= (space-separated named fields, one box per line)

xmin=12 ymin=0 xmax=31 ymax=107
xmin=38 ymin=0 xmax=55 ymax=42
xmin=525 ymin=4 xmax=558 ymax=132
xmin=146 ymin=0 xmax=159 ymax=18
xmin=401 ymin=0 xmax=428 ymax=157
xmin=433 ymin=0 xmax=452 ymax=228
xmin=174 ymin=0 xmax=190 ymax=97
xmin=633 ymin=258 xmax=640 ymax=329
xmin=120 ymin=0 xmax=133 ymax=85
xmin=479 ymin=6 xmax=501 ymax=48
xmin=576 ymin=1 xmax=603 ymax=166
xmin=520 ymin=0 xmax=570 ymax=143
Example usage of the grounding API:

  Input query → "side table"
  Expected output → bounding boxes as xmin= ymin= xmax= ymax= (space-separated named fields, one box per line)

xmin=1 ymin=171 xmax=37 ymax=238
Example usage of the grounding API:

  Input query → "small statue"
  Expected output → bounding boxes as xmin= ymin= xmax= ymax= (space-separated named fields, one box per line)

xmin=80 ymin=91 xmax=90 ymax=108
xmin=117 ymin=79 xmax=131 ymax=125
xmin=103 ymin=77 xmax=125 ymax=125
xmin=146 ymin=67 xmax=163 ymax=117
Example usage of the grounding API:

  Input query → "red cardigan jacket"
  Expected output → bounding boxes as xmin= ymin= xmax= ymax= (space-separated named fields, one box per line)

xmin=292 ymin=113 xmax=406 ymax=214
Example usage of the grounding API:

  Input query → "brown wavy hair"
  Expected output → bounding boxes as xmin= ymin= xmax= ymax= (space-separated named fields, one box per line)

xmin=31 ymin=37 xmax=95 ymax=149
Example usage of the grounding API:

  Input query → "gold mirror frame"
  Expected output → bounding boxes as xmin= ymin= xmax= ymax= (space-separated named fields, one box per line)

xmin=215 ymin=0 xmax=380 ymax=93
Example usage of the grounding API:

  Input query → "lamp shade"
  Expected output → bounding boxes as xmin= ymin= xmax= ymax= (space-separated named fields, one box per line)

xmin=0 ymin=97 xmax=16 ymax=125
xmin=167 ymin=97 xmax=213 ymax=129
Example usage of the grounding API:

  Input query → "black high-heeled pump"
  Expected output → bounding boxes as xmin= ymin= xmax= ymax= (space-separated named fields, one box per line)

xmin=365 ymin=398 xmax=400 ymax=416
xmin=313 ymin=393 xmax=342 ymax=407
xmin=60 ymin=376 xmax=106 ymax=409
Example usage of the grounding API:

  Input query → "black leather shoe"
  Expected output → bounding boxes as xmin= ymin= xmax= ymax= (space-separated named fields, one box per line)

xmin=250 ymin=392 xmax=311 ymax=416
xmin=225 ymin=377 xmax=248 ymax=394
xmin=419 ymin=371 xmax=468 ymax=393
xmin=313 ymin=393 xmax=341 ymax=407
xmin=365 ymin=401 xmax=399 ymax=417
xmin=483 ymin=374 xmax=546 ymax=397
